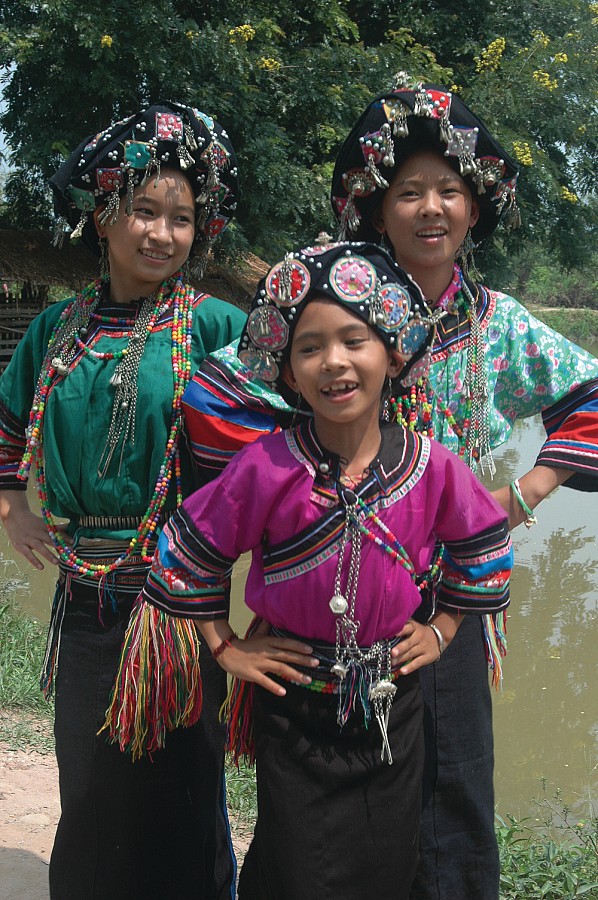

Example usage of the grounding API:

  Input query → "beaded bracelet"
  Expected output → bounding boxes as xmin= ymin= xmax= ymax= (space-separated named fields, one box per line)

xmin=212 ymin=633 xmax=238 ymax=660
xmin=510 ymin=479 xmax=538 ymax=529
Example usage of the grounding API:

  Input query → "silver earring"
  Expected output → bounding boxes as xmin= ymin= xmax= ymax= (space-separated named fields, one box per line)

xmin=382 ymin=377 xmax=393 ymax=422
xmin=99 ymin=237 xmax=109 ymax=279
xmin=456 ymin=228 xmax=480 ymax=281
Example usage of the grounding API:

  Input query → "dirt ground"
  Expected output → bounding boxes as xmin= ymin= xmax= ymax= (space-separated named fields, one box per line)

xmin=0 ymin=741 xmax=251 ymax=900
xmin=0 ymin=743 xmax=58 ymax=900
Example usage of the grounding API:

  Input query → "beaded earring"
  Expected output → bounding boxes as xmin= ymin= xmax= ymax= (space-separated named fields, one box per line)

xmin=382 ymin=377 xmax=393 ymax=421
xmin=455 ymin=228 xmax=480 ymax=282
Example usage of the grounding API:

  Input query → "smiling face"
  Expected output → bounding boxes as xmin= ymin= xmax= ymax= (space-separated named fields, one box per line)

xmin=375 ymin=149 xmax=479 ymax=302
xmin=284 ymin=298 xmax=403 ymax=449
xmin=96 ymin=169 xmax=196 ymax=302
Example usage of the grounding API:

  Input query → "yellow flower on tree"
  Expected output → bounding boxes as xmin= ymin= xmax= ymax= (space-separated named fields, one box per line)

xmin=533 ymin=70 xmax=558 ymax=91
xmin=257 ymin=57 xmax=281 ymax=72
xmin=560 ymin=186 xmax=578 ymax=203
xmin=475 ymin=37 xmax=506 ymax=72
xmin=100 ymin=34 xmax=113 ymax=48
xmin=531 ymin=29 xmax=550 ymax=48
xmin=513 ymin=141 xmax=533 ymax=166
xmin=553 ymin=52 xmax=568 ymax=63
xmin=228 ymin=24 xmax=256 ymax=44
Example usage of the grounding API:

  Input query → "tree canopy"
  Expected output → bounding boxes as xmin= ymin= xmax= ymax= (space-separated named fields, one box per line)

xmin=0 ymin=0 xmax=596 ymax=279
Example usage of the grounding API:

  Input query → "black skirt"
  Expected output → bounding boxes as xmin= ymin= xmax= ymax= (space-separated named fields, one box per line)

xmin=238 ymin=671 xmax=423 ymax=900
xmin=49 ymin=578 xmax=235 ymax=900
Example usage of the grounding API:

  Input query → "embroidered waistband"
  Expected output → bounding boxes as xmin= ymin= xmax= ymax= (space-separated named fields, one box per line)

xmin=272 ymin=626 xmax=402 ymax=693
xmin=77 ymin=511 xmax=173 ymax=530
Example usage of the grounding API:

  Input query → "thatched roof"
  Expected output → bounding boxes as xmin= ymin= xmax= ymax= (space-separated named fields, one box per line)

xmin=0 ymin=228 xmax=268 ymax=308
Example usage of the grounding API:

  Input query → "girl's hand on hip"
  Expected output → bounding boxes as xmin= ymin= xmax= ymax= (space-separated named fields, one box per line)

xmin=0 ymin=492 xmax=69 ymax=570
xmin=391 ymin=619 xmax=443 ymax=674
xmin=216 ymin=634 xmax=320 ymax=696
xmin=392 ymin=611 xmax=462 ymax=674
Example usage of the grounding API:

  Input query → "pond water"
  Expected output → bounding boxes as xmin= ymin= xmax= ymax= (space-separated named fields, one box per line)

xmin=1 ymin=343 xmax=596 ymax=822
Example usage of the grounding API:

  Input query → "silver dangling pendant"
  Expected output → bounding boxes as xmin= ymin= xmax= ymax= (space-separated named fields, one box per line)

xmin=52 ymin=357 xmax=69 ymax=377
xmin=329 ymin=594 xmax=348 ymax=615
xmin=331 ymin=661 xmax=349 ymax=679
xmin=370 ymin=680 xmax=397 ymax=765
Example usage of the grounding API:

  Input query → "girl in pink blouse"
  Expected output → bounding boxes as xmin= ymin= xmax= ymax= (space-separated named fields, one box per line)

xmin=107 ymin=241 xmax=513 ymax=900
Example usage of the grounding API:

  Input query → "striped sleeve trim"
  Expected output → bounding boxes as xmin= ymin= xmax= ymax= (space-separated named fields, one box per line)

xmin=183 ymin=356 xmax=283 ymax=474
xmin=538 ymin=379 xmax=598 ymax=490
xmin=140 ymin=508 xmax=233 ymax=619
xmin=0 ymin=399 xmax=27 ymax=489
xmin=438 ymin=522 xmax=512 ymax=613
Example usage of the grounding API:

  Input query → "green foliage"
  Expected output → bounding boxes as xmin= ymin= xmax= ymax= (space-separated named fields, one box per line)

xmin=0 ymin=597 xmax=46 ymax=710
xmin=0 ymin=587 xmax=54 ymax=751
xmin=496 ymin=244 xmax=598 ymax=310
xmin=0 ymin=0 xmax=596 ymax=269
xmin=528 ymin=308 xmax=598 ymax=344
xmin=225 ymin=760 xmax=258 ymax=822
xmin=497 ymin=786 xmax=598 ymax=899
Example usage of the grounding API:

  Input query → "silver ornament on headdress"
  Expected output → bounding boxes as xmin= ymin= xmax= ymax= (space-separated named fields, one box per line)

xmin=97 ymin=190 xmax=121 ymax=227
xmin=277 ymin=253 xmax=294 ymax=305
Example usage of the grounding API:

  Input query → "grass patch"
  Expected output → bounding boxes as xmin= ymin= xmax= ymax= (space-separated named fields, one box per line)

xmin=225 ymin=760 xmax=258 ymax=823
xmin=528 ymin=306 xmax=598 ymax=345
xmin=498 ymin=785 xmax=598 ymax=898
xmin=0 ymin=595 xmax=54 ymax=752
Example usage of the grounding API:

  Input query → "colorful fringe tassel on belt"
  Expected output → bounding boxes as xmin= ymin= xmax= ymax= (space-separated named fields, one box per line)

xmin=100 ymin=601 xmax=203 ymax=760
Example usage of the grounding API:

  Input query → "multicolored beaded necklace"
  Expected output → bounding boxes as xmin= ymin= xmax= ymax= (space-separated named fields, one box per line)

xmin=18 ymin=273 xmax=195 ymax=578
xmin=392 ymin=266 xmax=493 ymax=471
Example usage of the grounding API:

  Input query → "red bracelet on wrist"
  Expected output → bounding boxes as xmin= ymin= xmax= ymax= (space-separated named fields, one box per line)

xmin=212 ymin=633 xmax=237 ymax=659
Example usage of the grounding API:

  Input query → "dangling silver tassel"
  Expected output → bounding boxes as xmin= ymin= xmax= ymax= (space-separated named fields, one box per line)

xmin=126 ymin=168 xmax=136 ymax=215
xmin=379 ymin=122 xmax=395 ymax=168
xmin=366 ymin=158 xmax=389 ymax=190
xmin=370 ymin=680 xmax=397 ymax=764
xmin=70 ymin=210 xmax=88 ymax=241
xmin=177 ymin=140 xmax=195 ymax=170
xmin=186 ymin=244 xmax=209 ymax=281
xmin=184 ymin=123 xmax=198 ymax=152
xmin=462 ymin=277 xmax=495 ymax=476
xmin=414 ymin=84 xmax=433 ymax=117
xmin=503 ymin=198 xmax=522 ymax=230
xmin=456 ymin=229 xmax=481 ymax=283
xmin=458 ymin=152 xmax=477 ymax=178
xmin=439 ymin=115 xmax=452 ymax=146
xmin=98 ymin=190 xmax=120 ymax=227
xmin=338 ymin=193 xmax=360 ymax=238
